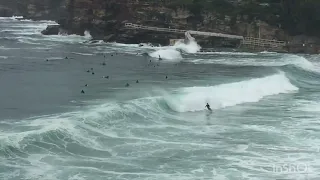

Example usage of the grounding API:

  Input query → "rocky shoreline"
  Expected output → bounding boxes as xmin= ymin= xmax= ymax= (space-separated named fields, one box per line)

xmin=1 ymin=0 xmax=320 ymax=54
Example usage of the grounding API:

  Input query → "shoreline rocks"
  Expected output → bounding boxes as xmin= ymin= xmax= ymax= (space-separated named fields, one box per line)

xmin=0 ymin=6 xmax=14 ymax=17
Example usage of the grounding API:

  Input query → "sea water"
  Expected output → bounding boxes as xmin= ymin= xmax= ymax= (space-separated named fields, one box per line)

xmin=0 ymin=16 xmax=319 ymax=180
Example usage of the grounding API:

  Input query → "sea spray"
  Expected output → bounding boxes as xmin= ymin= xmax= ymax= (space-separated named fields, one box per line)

xmin=84 ymin=30 xmax=92 ymax=39
xmin=148 ymin=38 xmax=201 ymax=60
xmin=172 ymin=39 xmax=201 ymax=53
xmin=149 ymin=49 xmax=182 ymax=60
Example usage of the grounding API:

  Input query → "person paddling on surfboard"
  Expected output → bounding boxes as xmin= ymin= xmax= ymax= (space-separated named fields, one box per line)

xmin=205 ymin=103 xmax=212 ymax=111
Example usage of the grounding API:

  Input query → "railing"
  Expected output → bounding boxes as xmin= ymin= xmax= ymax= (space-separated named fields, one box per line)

xmin=124 ymin=23 xmax=244 ymax=39
xmin=124 ymin=23 xmax=287 ymax=49
xmin=242 ymin=37 xmax=286 ymax=48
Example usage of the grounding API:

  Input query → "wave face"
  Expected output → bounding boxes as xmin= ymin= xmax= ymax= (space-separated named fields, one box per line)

xmin=164 ymin=73 xmax=298 ymax=112
xmin=172 ymin=39 xmax=201 ymax=53
xmin=2 ymin=17 xmax=320 ymax=180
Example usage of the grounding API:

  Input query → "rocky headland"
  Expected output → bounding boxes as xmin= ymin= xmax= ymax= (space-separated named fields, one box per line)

xmin=1 ymin=0 xmax=320 ymax=53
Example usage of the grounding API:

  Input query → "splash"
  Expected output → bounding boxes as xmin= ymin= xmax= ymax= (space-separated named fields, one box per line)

xmin=0 ymin=16 xmax=23 ymax=20
xmin=172 ymin=32 xmax=201 ymax=53
xmin=282 ymin=54 xmax=320 ymax=72
xmin=147 ymin=31 xmax=201 ymax=60
xmin=84 ymin=30 xmax=92 ymax=39
xmin=149 ymin=49 xmax=182 ymax=60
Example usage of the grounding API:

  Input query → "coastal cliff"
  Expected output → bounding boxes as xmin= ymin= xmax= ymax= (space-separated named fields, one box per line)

xmin=59 ymin=0 xmax=320 ymax=53
xmin=0 ymin=0 xmax=66 ymax=20
xmin=57 ymin=0 xmax=285 ymax=47
xmin=1 ymin=0 xmax=320 ymax=53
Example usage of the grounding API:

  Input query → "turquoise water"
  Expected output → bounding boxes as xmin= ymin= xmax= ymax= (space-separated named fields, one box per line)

xmin=0 ymin=17 xmax=320 ymax=180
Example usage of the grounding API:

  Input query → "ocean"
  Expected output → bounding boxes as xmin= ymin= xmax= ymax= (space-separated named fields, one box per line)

xmin=0 ymin=17 xmax=319 ymax=180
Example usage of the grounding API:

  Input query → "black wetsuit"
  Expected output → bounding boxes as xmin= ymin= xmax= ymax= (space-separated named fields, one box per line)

xmin=205 ymin=103 xmax=212 ymax=111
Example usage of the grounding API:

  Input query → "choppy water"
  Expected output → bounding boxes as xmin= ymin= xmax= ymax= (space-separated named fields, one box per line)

xmin=1 ymin=17 xmax=320 ymax=180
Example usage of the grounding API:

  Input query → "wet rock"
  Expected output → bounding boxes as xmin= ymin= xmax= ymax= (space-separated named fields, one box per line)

xmin=41 ymin=25 xmax=61 ymax=35
xmin=0 ymin=7 xmax=14 ymax=17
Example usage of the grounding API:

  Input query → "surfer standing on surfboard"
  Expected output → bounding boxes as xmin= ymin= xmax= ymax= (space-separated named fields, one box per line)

xmin=205 ymin=103 xmax=212 ymax=111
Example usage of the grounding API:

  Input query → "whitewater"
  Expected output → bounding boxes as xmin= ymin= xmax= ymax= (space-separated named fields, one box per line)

xmin=1 ymin=16 xmax=320 ymax=180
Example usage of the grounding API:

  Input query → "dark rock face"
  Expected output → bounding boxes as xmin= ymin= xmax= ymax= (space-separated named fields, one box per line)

xmin=0 ymin=6 xmax=13 ymax=17
xmin=41 ymin=25 xmax=61 ymax=35
xmin=1 ymin=0 xmax=320 ymax=53
xmin=58 ymin=0 xmax=289 ymax=48
xmin=0 ymin=0 xmax=66 ymax=20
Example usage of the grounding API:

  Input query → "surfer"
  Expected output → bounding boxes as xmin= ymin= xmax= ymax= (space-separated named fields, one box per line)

xmin=81 ymin=90 xmax=85 ymax=94
xmin=205 ymin=103 xmax=212 ymax=111
xmin=158 ymin=55 xmax=162 ymax=60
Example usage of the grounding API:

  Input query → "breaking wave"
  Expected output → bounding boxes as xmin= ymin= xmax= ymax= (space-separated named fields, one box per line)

xmin=148 ymin=38 xmax=201 ymax=60
xmin=149 ymin=49 xmax=182 ymax=60
xmin=164 ymin=72 xmax=298 ymax=112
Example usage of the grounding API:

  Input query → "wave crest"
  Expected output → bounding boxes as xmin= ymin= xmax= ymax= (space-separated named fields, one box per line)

xmin=164 ymin=72 xmax=298 ymax=112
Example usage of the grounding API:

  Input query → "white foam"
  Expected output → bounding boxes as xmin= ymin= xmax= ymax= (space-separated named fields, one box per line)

xmin=147 ymin=39 xmax=201 ymax=60
xmin=71 ymin=52 xmax=94 ymax=56
xmin=110 ymin=42 xmax=139 ymax=47
xmin=260 ymin=50 xmax=277 ymax=54
xmin=47 ymin=57 xmax=64 ymax=60
xmin=149 ymin=49 xmax=182 ymax=60
xmin=296 ymin=100 xmax=320 ymax=113
xmin=40 ymin=32 xmax=92 ymax=43
xmin=0 ymin=56 xmax=8 ymax=59
xmin=283 ymin=54 xmax=320 ymax=72
xmin=1 ymin=17 xmax=89 ymax=44
xmin=165 ymin=72 xmax=298 ymax=112
xmin=109 ymin=42 xmax=160 ymax=50
xmin=189 ymin=53 xmax=320 ymax=73
xmin=0 ymin=16 xmax=23 ymax=20
xmin=0 ymin=112 xmax=103 ymax=150
xmin=172 ymin=39 xmax=201 ymax=53
xmin=197 ymin=51 xmax=257 ymax=56
xmin=19 ymin=19 xmax=57 ymax=24
xmin=84 ymin=30 xmax=92 ymax=39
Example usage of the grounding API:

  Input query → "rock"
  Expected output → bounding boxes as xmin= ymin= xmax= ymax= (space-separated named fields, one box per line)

xmin=103 ymin=34 xmax=115 ymax=42
xmin=5 ymin=0 xmax=317 ymax=53
xmin=0 ymin=7 xmax=14 ymax=17
xmin=41 ymin=25 xmax=60 ymax=35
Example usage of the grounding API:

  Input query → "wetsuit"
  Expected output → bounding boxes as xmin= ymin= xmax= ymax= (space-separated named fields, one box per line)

xmin=205 ymin=103 xmax=212 ymax=111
